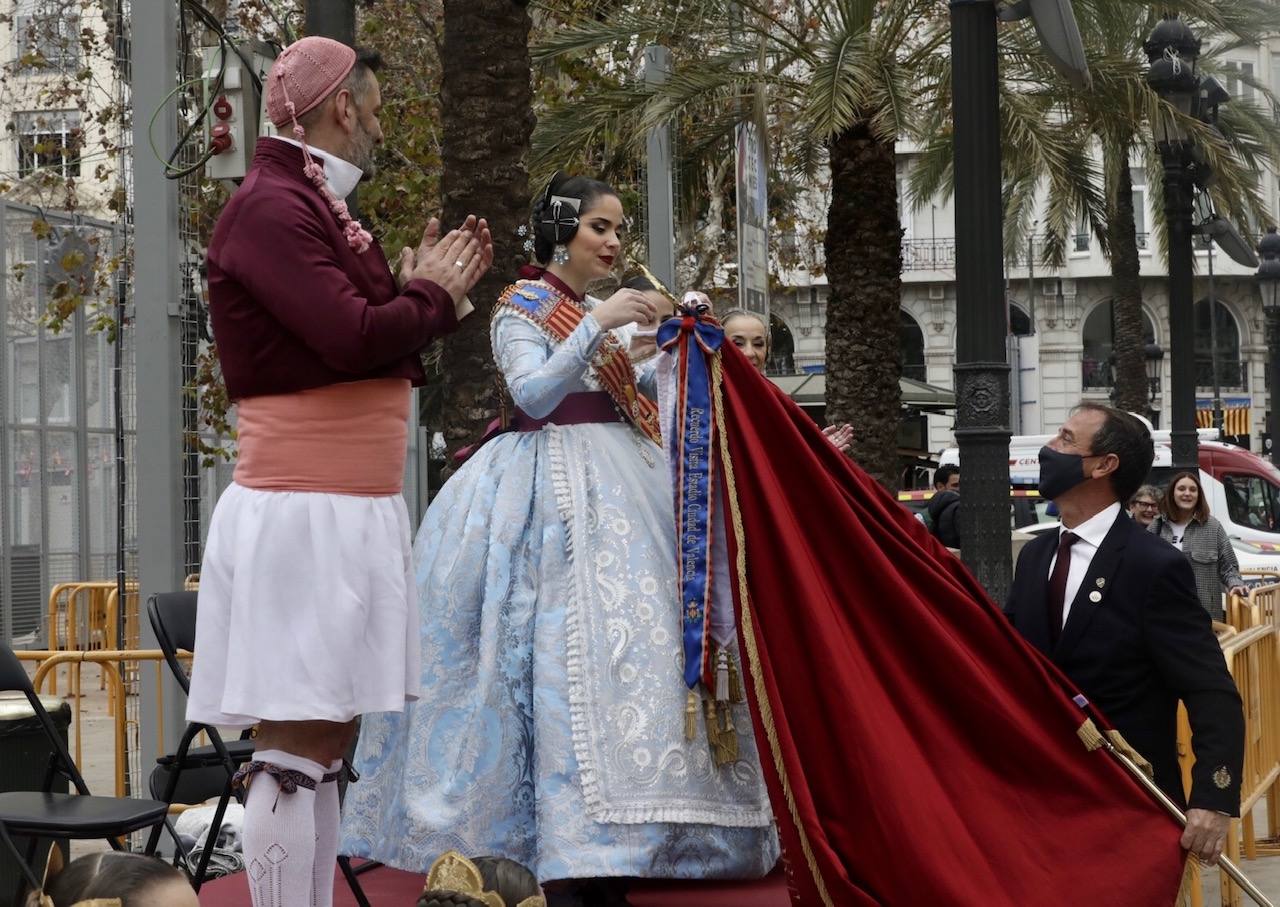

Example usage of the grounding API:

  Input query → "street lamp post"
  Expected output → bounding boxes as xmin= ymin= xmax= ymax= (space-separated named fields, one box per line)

xmin=1145 ymin=342 xmax=1165 ymax=411
xmin=1145 ymin=15 xmax=1203 ymax=471
xmin=1258 ymin=227 xmax=1280 ymax=460
xmin=950 ymin=0 xmax=1012 ymax=600
xmin=948 ymin=0 xmax=1088 ymax=599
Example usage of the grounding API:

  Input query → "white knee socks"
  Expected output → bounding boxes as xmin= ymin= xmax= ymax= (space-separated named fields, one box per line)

xmin=311 ymin=759 xmax=343 ymax=907
xmin=242 ymin=748 xmax=326 ymax=907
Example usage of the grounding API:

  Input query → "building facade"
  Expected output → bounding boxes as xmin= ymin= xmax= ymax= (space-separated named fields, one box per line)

xmin=765 ymin=38 xmax=1280 ymax=460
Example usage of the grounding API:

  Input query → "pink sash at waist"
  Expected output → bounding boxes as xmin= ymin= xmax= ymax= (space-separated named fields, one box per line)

xmin=234 ymin=378 xmax=411 ymax=495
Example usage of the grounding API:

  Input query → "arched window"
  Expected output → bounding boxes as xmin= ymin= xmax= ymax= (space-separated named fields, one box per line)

xmin=901 ymin=310 xmax=926 ymax=382
xmin=1194 ymin=298 xmax=1243 ymax=389
xmin=1081 ymin=301 xmax=1156 ymax=389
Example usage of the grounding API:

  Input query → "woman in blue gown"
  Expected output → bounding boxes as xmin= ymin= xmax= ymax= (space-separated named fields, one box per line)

xmin=340 ymin=174 xmax=778 ymax=885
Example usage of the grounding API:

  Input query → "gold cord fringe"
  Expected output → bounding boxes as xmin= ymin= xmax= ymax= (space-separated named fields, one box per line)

xmin=1077 ymin=718 xmax=1106 ymax=752
xmin=1107 ymin=729 xmax=1155 ymax=780
xmin=685 ymin=689 xmax=698 ymax=741
xmin=1076 ymin=720 xmax=1154 ymax=779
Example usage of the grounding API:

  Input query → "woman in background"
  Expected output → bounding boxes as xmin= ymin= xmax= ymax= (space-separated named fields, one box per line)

xmin=1150 ymin=470 xmax=1247 ymax=620
xmin=720 ymin=308 xmax=854 ymax=454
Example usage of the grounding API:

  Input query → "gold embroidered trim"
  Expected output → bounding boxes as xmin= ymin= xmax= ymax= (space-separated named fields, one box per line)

xmin=711 ymin=355 xmax=835 ymax=907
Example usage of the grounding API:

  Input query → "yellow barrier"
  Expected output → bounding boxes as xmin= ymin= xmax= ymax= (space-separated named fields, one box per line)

xmin=44 ymin=581 xmax=141 ymax=698
xmin=13 ymin=649 xmax=187 ymax=800
xmin=1179 ymin=621 xmax=1280 ymax=907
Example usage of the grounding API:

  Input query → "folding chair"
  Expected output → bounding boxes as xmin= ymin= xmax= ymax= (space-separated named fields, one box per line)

xmin=145 ymin=592 xmax=372 ymax=906
xmin=143 ymin=592 xmax=254 ymax=890
xmin=0 ymin=641 xmax=178 ymax=904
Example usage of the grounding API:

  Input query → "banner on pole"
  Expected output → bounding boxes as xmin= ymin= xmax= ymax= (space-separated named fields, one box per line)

xmin=735 ymin=120 xmax=769 ymax=321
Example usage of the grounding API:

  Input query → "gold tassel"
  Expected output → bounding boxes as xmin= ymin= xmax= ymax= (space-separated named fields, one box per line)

xmin=1076 ymin=718 xmax=1105 ymax=752
xmin=700 ymin=698 xmax=741 ymax=767
xmin=727 ymin=652 xmax=744 ymax=703
xmin=718 ymin=701 xmax=739 ymax=765
xmin=715 ymin=648 xmax=730 ymax=701
xmin=1107 ymin=729 xmax=1155 ymax=780
xmin=685 ymin=689 xmax=698 ymax=741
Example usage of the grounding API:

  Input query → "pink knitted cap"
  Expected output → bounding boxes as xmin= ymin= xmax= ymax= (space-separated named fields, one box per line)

xmin=266 ymin=37 xmax=357 ymax=128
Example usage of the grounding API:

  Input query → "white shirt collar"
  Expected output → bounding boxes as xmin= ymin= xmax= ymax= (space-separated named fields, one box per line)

xmin=269 ymin=136 xmax=364 ymax=199
xmin=1062 ymin=501 xmax=1122 ymax=549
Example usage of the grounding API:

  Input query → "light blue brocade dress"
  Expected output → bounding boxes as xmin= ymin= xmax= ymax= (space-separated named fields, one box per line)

xmin=339 ymin=293 xmax=778 ymax=882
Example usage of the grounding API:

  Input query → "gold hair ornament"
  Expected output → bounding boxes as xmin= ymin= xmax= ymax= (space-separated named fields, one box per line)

xmin=422 ymin=851 xmax=546 ymax=907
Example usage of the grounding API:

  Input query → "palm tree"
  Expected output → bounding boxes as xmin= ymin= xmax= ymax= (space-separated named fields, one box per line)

xmin=534 ymin=0 xmax=948 ymax=489
xmin=437 ymin=0 xmax=537 ymax=455
xmin=912 ymin=0 xmax=1280 ymax=417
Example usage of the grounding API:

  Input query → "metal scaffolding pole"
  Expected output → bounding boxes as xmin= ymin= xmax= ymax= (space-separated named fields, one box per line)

xmin=131 ymin=0 xmax=187 ymax=774
xmin=642 ymin=45 xmax=676 ymax=291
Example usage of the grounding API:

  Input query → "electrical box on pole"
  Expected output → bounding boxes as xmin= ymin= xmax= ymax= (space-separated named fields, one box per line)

xmin=201 ymin=41 xmax=275 ymax=181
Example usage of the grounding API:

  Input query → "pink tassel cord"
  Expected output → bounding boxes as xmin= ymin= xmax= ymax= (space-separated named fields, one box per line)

xmin=282 ymin=98 xmax=372 ymax=254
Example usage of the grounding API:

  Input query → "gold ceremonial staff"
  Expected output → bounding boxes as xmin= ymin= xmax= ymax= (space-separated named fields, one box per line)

xmin=630 ymin=260 xmax=680 ymax=308
xmin=1081 ymin=720 xmax=1275 ymax=906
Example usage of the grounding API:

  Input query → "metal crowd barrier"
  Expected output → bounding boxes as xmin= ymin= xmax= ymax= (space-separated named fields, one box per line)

xmin=1180 ymin=587 xmax=1280 ymax=907
xmin=11 ymin=649 xmax=187 ymax=801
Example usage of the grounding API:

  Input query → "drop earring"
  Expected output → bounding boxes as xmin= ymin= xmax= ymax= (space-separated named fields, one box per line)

xmin=552 ymin=245 xmax=570 ymax=265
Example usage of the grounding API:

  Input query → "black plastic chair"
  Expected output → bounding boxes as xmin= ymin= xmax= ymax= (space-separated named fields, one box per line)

xmin=0 ymin=641 xmax=178 ymax=903
xmin=145 ymin=592 xmax=372 ymax=906
xmin=143 ymin=591 xmax=254 ymax=890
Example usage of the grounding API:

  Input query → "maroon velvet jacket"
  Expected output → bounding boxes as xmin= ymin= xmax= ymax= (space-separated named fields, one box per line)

xmin=206 ymin=139 xmax=457 ymax=401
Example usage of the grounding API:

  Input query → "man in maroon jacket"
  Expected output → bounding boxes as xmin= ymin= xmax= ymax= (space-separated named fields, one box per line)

xmin=186 ymin=37 xmax=492 ymax=907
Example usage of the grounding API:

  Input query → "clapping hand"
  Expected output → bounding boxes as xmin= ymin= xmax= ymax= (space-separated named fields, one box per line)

xmin=398 ymin=215 xmax=494 ymax=309
xmin=823 ymin=423 xmax=854 ymax=454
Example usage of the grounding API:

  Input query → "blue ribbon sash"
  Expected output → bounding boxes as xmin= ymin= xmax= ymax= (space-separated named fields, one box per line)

xmin=658 ymin=305 xmax=724 ymax=691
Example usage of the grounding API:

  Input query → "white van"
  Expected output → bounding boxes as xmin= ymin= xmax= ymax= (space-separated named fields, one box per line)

xmin=939 ymin=428 xmax=1280 ymax=573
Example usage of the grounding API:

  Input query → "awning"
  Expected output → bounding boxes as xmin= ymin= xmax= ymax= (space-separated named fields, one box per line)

xmin=769 ymin=373 xmax=957 ymax=412
xmin=1196 ymin=398 xmax=1251 ymax=436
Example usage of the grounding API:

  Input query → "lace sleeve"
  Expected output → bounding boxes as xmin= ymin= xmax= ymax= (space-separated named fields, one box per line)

xmin=492 ymin=310 xmax=606 ymax=419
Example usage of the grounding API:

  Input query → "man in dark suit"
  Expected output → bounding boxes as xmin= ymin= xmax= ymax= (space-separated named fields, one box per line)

xmin=1005 ymin=402 xmax=1244 ymax=866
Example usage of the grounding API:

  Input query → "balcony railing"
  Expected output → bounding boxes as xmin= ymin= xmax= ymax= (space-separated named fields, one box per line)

xmin=901 ymin=238 xmax=956 ymax=271
xmin=1084 ymin=358 xmax=1246 ymax=391
xmin=903 ymin=232 xmax=1155 ymax=272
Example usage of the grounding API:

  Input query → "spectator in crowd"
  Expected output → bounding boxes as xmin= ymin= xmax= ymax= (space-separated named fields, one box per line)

xmin=720 ymin=308 xmax=853 ymax=453
xmin=927 ymin=465 xmax=961 ymax=549
xmin=29 ymin=852 xmax=197 ymax=907
xmin=1127 ymin=484 xmax=1161 ymax=528
xmin=1149 ymin=470 xmax=1248 ymax=620
xmin=721 ymin=309 xmax=770 ymax=373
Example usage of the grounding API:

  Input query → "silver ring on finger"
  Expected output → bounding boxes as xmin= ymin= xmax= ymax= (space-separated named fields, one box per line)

xmin=455 ymin=258 xmax=467 ymax=269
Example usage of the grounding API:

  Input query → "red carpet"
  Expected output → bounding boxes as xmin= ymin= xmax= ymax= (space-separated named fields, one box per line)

xmin=626 ymin=870 xmax=789 ymax=906
xmin=199 ymin=863 xmax=790 ymax=906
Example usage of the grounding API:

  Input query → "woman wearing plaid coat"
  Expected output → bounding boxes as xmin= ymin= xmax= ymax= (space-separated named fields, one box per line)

xmin=1150 ymin=470 xmax=1248 ymax=620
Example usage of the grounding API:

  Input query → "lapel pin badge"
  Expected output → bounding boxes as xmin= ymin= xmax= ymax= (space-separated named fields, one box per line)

xmin=1095 ymin=577 xmax=1105 ymax=588
xmin=1088 ymin=590 xmax=1103 ymax=603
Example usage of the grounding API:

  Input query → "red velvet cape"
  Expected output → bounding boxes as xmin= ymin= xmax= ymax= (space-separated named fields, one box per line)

xmin=712 ymin=344 xmax=1185 ymax=906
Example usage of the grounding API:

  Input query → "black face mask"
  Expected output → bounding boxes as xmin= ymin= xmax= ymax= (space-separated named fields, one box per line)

xmin=1037 ymin=445 xmax=1091 ymax=501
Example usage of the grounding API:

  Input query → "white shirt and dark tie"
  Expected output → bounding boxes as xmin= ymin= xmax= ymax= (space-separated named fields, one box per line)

xmin=1046 ymin=501 xmax=1122 ymax=640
